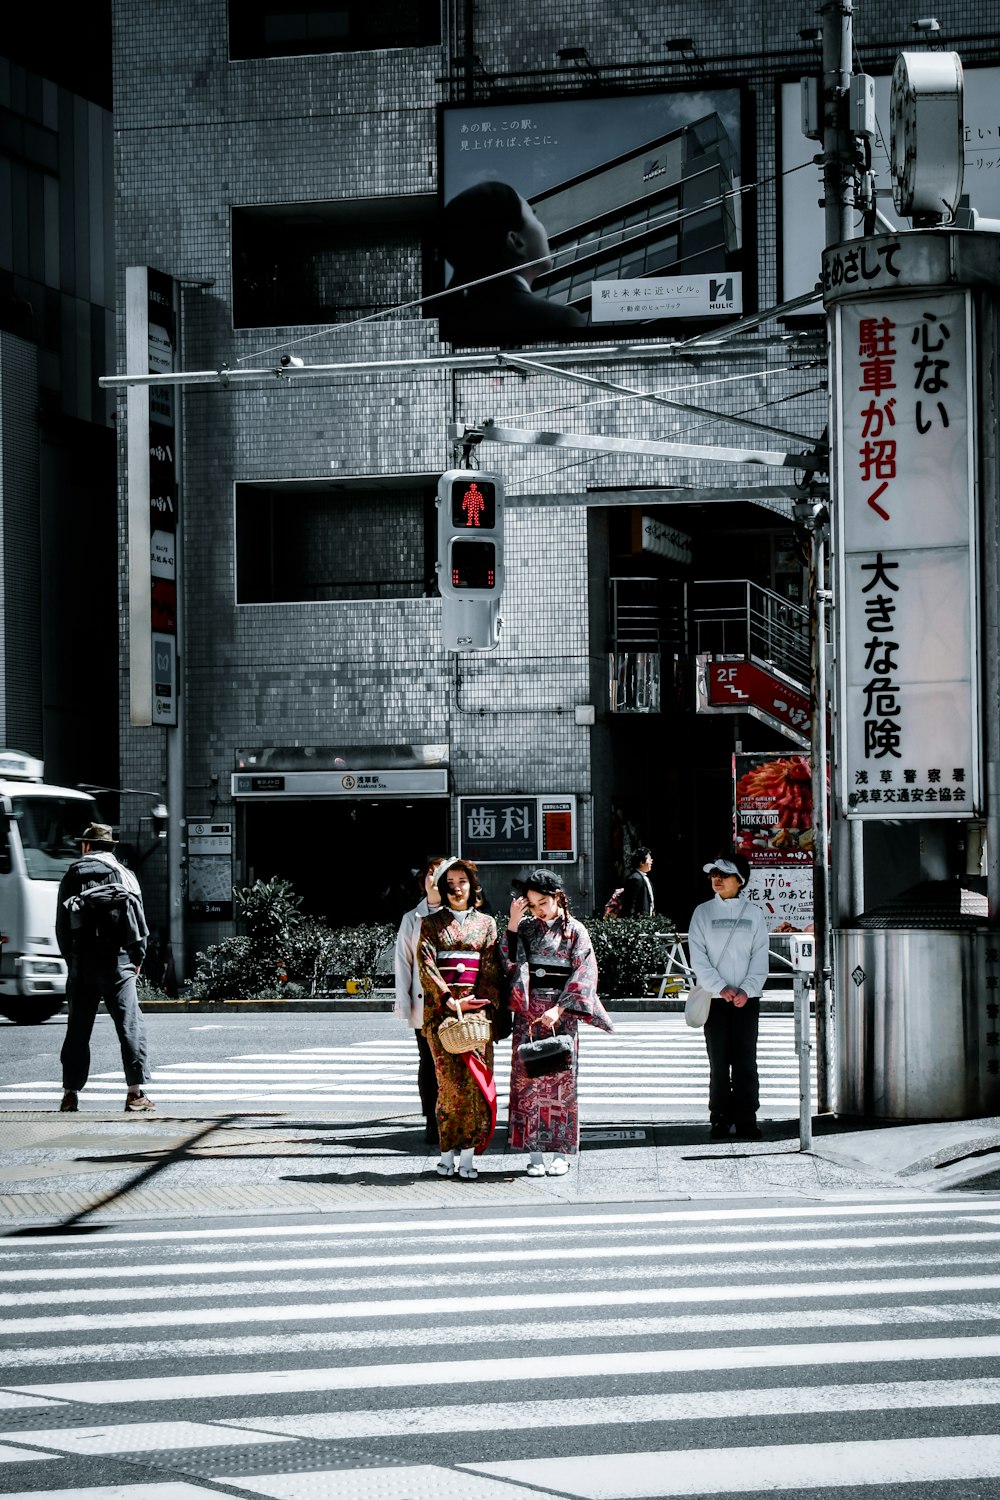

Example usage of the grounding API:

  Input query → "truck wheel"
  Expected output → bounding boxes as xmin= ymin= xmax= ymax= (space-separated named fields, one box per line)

xmin=0 ymin=1001 xmax=66 ymax=1025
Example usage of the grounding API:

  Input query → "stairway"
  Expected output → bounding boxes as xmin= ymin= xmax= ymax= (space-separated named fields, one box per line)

xmin=691 ymin=580 xmax=812 ymax=747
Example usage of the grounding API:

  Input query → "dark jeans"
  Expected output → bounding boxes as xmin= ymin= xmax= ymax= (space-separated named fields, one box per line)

xmin=704 ymin=994 xmax=760 ymax=1124
xmin=60 ymin=953 xmax=150 ymax=1092
xmin=415 ymin=1029 xmax=438 ymax=1120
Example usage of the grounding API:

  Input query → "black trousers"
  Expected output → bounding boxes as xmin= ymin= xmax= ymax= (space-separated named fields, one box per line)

xmin=415 ymin=1029 xmax=438 ymax=1119
xmin=60 ymin=953 xmax=150 ymax=1092
xmin=704 ymin=995 xmax=760 ymax=1123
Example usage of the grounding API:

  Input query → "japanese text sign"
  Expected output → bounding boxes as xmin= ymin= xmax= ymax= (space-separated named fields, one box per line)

xmin=459 ymin=796 xmax=577 ymax=863
xmin=834 ymin=288 xmax=981 ymax=817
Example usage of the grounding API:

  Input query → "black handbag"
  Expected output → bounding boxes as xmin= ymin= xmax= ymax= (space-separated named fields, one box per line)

xmin=517 ymin=1029 xmax=573 ymax=1078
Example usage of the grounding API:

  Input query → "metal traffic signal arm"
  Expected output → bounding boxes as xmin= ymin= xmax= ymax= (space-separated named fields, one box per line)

xmin=448 ymin=420 xmax=826 ymax=474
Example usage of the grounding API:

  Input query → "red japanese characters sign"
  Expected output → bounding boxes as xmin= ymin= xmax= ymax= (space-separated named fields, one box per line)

xmin=834 ymin=287 xmax=981 ymax=818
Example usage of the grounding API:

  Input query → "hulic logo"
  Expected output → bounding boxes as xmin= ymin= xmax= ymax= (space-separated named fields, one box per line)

xmin=710 ymin=277 xmax=734 ymax=305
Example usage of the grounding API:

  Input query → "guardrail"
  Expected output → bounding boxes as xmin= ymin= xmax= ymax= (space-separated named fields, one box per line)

xmin=651 ymin=931 xmax=801 ymax=997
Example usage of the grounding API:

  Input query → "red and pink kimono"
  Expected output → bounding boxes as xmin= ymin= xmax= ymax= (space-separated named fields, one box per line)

xmin=418 ymin=907 xmax=500 ymax=1155
xmin=499 ymin=915 xmax=612 ymax=1155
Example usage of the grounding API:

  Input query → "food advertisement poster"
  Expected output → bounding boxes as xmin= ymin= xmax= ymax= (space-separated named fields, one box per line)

xmin=733 ymin=754 xmax=814 ymax=865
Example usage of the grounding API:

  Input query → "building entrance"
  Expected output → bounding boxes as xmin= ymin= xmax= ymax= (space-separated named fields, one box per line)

xmin=241 ymin=798 xmax=450 ymax=928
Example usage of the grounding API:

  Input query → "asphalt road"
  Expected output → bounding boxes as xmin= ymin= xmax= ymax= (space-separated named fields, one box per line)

xmin=3 ymin=1197 xmax=1000 ymax=1497
xmin=0 ymin=1009 xmax=815 ymax=1122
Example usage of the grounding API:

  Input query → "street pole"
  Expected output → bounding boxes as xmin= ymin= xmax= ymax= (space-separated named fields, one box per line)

xmin=814 ymin=0 xmax=856 ymax=1113
xmin=821 ymin=0 xmax=856 ymax=247
xmin=813 ymin=527 xmax=833 ymax=1112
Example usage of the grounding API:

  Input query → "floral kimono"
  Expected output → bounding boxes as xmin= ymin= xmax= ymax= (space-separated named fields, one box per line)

xmin=499 ymin=914 xmax=612 ymax=1154
xmin=418 ymin=906 xmax=500 ymax=1154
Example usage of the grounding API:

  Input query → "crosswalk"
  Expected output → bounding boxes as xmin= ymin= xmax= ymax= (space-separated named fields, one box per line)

xmin=3 ymin=1199 xmax=1000 ymax=1496
xmin=0 ymin=1017 xmax=816 ymax=1117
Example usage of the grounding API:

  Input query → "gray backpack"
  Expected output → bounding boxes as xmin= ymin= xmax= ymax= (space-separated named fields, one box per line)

xmin=64 ymin=880 xmax=142 ymax=949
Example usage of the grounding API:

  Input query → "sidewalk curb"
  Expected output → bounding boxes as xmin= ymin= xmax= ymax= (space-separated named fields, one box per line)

xmin=135 ymin=995 xmax=803 ymax=1015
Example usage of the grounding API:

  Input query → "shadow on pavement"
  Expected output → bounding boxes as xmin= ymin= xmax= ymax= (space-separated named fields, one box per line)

xmin=281 ymin=1167 xmax=520 ymax=1187
xmin=1 ymin=1115 xmax=244 ymax=1238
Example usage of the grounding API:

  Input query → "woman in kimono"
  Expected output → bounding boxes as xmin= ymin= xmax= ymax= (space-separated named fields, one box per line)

xmin=501 ymin=868 xmax=612 ymax=1176
xmin=417 ymin=858 xmax=500 ymax=1181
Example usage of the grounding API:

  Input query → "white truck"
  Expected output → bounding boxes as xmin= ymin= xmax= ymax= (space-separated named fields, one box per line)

xmin=0 ymin=750 xmax=100 ymax=1024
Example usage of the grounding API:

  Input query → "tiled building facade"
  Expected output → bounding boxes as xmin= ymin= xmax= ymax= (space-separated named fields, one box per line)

xmin=0 ymin=46 xmax=117 ymax=786
xmin=110 ymin=0 xmax=1000 ymax=960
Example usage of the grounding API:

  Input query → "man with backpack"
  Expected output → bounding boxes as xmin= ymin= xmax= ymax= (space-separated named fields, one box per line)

xmin=55 ymin=822 xmax=154 ymax=1114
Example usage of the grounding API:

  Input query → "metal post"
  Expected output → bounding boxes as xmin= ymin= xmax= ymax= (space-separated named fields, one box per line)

xmin=820 ymin=0 xmax=855 ymax=247
xmin=167 ymin=294 xmax=187 ymax=986
xmin=795 ymin=971 xmax=814 ymax=1152
xmin=813 ymin=528 xmax=833 ymax=1111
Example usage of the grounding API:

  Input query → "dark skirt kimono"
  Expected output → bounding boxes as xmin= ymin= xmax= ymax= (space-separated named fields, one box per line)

xmin=499 ymin=914 xmax=612 ymax=1155
xmin=417 ymin=907 xmax=500 ymax=1154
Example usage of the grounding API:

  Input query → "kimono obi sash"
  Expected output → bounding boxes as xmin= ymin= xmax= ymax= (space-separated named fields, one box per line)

xmin=437 ymin=950 xmax=481 ymax=988
xmin=527 ymin=957 xmax=573 ymax=991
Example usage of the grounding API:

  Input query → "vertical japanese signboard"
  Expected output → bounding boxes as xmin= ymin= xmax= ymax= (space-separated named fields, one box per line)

xmin=833 ymin=288 xmax=981 ymax=818
xmin=126 ymin=266 xmax=180 ymax=726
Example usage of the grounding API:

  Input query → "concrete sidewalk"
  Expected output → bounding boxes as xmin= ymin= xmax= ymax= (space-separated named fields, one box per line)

xmin=1 ymin=1107 xmax=998 ymax=1229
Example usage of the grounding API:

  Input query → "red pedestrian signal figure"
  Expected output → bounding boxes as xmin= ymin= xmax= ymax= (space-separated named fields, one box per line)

xmin=462 ymin=481 xmax=485 ymax=527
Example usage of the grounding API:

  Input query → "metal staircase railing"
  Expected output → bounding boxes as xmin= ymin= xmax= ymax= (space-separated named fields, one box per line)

xmin=690 ymin=579 xmax=810 ymax=688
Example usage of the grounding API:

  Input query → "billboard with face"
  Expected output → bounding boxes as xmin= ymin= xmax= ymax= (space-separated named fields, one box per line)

xmin=438 ymin=87 xmax=751 ymax=345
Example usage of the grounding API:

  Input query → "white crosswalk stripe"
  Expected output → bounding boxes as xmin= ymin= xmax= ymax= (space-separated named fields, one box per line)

xmin=2 ymin=1199 xmax=1000 ymax=1497
xmin=0 ymin=1015 xmax=816 ymax=1115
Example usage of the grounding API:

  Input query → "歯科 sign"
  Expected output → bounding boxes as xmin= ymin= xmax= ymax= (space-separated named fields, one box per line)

xmin=459 ymin=796 xmax=577 ymax=863
xmin=833 ymin=285 xmax=981 ymax=818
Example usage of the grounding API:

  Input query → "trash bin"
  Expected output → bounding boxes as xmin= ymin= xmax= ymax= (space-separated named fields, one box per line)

xmin=836 ymin=881 xmax=998 ymax=1119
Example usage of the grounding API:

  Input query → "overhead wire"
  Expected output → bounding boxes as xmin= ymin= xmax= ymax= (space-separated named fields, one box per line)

xmin=236 ymin=157 xmax=818 ymax=366
xmin=495 ymin=364 xmax=822 ymax=426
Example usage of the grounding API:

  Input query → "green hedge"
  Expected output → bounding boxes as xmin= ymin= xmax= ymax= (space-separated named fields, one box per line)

xmin=184 ymin=877 xmax=679 ymax=1002
xmin=578 ymin=916 xmax=679 ymax=999
xmin=186 ymin=877 xmax=395 ymax=999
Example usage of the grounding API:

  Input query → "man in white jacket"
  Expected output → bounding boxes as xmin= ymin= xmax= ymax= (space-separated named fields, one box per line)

xmin=394 ymin=856 xmax=449 ymax=1144
xmin=687 ymin=852 xmax=770 ymax=1141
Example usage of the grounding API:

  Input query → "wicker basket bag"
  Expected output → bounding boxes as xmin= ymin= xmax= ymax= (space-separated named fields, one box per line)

xmin=438 ymin=995 xmax=492 ymax=1055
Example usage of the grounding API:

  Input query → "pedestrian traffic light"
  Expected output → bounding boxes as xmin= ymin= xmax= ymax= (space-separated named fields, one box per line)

xmin=436 ymin=470 xmax=505 ymax=601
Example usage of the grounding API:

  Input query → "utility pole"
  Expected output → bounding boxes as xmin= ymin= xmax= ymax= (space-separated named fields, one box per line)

xmin=812 ymin=0 xmax=858 ymax=1110
xmin=821 ymin=0 xmax=856 ymax=246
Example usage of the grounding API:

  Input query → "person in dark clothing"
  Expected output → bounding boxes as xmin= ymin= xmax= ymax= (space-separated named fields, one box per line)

xmin=620 ymin=847 xmax=655 ymax=917
xmin=55 ymin=822 xmax=154 ymax=1114
xmin=439 ymin=180 xmax=587 ymax=344
xmin=688 ymin=851 xmax=770 ymax=1141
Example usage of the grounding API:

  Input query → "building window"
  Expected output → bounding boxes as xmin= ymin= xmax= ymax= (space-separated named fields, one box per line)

xmin=235 ymin=482 xmax=437 ymax=603
xmin=232 ymin=200 xmax=433 ymax=329
xmin=228 ymin=0 xmax=440 ymax=59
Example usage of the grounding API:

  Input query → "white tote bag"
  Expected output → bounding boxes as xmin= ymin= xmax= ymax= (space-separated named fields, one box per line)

xmin=684 ymin=918 xmax=739 ymax=1028
xmin=684 ymin=985 xmax=713 ymax=1028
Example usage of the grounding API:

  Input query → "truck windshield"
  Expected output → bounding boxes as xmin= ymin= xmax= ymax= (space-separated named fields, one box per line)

xmin=11 ymin=796 xmax=100 ymax=881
